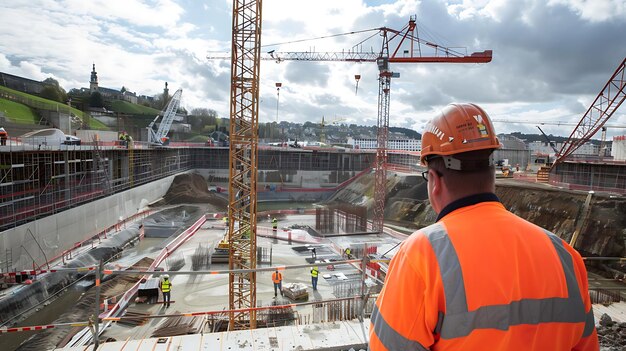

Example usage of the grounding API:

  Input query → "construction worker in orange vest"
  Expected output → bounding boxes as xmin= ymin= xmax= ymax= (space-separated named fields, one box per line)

xmin=271 ymin=269 xmax=283 ymax=297
xmin=370 ymin=103 xmax=598 ymax=350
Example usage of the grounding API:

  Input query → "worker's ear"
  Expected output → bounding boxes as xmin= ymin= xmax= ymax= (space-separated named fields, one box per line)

xmin=428 ymin=169 xmax=445 ymax=212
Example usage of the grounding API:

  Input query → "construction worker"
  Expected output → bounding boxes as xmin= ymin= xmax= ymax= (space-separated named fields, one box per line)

xmin=272 ymin=217 xmax=278 ymax=233
xmin=344 ymin=247 xmax=352 ymax=259
xmin=370 ymin=103 xmax=598 ymax=350
xmin=118 ymin=132 xmax=127 ymax=147
xmin=159 ymin=274 xmax=172 ymax=308
xmin=271 ymin=269 xmax=283 ymax=297
xmin=310 ymin=266 xmax=319 ymax=290
xmin=0 ymin=127 xmax=7 ymax=146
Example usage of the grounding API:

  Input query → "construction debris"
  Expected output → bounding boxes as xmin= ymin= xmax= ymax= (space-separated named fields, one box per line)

xmin=117 ymin=310 xmax=150 ymax=326
xmin=259 ymin=300 xmax=296 ymax=327
xmin=597 ymin=313 xmax=626 ymax=350
xmin=150 ymin=312 xmax=204 ymax=337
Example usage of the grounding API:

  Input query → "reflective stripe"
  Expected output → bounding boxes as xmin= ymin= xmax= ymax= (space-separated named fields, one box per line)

xmin=424 ymin=223 xmax=467 ymax=315
xmin=424 ymin=224 xmax=588 ymax=340
xmin=583 ymin=305 xmax=596 ymax=337
xmin=371 ymin=304 xmax=429 ymax=351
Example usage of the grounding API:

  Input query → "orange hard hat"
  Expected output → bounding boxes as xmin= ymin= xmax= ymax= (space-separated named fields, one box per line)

xmin=420 ymin=103 xmax=501 ymax=169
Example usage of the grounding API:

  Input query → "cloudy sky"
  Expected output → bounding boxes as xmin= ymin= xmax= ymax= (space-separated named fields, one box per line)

xmin=1 ymin=0 xmax=625 ymax=139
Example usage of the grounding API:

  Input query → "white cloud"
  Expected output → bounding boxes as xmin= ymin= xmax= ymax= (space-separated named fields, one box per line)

xmin=548 ymin=0 xmax=626 ymax=22
xmin=0 ymin=0 xmax=625 ymax=138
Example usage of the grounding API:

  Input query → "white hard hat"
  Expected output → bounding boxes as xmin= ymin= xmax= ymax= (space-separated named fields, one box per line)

xmin=163 ymin=274 xmax=170 ymax=279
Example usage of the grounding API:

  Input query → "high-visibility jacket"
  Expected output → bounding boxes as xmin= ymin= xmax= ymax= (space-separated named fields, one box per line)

xmin=272 ymin=272 xmax=282 ymax=283
xmin=311 ymin=268 xmax=319 ymax=278
xmin=160 ymin=280 xmax=171 ymax=293
xmin=272 ymin=218 xmax=278 ymax=229
xmin=370 ymin=193 xmax=598 ymax=351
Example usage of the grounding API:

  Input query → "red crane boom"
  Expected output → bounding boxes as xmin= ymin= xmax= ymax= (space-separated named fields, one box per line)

xmin=554 ymin=57 xmax=626 ymax=166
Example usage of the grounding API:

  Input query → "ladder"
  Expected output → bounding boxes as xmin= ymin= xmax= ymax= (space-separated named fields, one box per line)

xmin=129 ymin=145 xmax=134 ymax=188
xmin=92 ymin=138 xmax=111 ymax=194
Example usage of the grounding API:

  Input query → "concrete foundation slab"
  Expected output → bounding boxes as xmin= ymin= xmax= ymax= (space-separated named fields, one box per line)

xmin=57 ymin=319 xmax=370 ymax=350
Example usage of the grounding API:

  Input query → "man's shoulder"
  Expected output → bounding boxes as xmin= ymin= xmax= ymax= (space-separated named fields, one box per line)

xmin=399 ymin=222 xmax=445 ymax=255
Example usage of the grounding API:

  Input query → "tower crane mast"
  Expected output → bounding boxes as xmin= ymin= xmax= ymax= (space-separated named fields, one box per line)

xmin=227 ymin=0 xmax=261 ymax=330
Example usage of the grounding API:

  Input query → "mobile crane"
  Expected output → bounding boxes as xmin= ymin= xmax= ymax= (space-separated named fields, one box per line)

xmin=147 ymin=88 xmax=183 ymax=145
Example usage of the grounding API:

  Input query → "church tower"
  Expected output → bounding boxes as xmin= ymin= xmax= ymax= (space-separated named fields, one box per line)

xmin=90 ymin=63 xmax=99 ymax=93
xmin=162 ymin=82 xmax=169 ymax=108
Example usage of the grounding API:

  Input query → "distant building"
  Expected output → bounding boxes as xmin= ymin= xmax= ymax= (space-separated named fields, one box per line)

xmin=527 ymin=141 xmax=557 ymax=155
xmin=89 ymin=63 xmax=98 ymax=93
xmin=83 ymin=63 xmax=123 ymax=101
xmin=612 ymin=135 xmax=626 ymax=161
xmin=346 ymin=137 xmax=421 ymax=151
xmin=528 ymin=140 xmax=601 ymax=159
xmin=83 ymin=64 xmax=140 ymax=104
xmin=495 ymin=134 xmax=531 ymax=169
xmin=0 ymin=71 xmax=45 ymax=95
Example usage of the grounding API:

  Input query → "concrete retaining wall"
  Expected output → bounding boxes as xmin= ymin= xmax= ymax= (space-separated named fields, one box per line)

xmin=1 ymin=175 xmax=178 ymax=272
xmin=195 ymin=169 xmax=357 ymax=189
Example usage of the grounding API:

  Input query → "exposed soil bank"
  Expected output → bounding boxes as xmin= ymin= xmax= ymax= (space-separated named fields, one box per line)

xmin=330 ymin=173 xmax=626 ymax=257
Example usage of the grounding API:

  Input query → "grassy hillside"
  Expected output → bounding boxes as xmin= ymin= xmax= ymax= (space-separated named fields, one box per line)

xmin=110 ymin=100 xmax=160 ymax=115
xmin=0 ymin=98 xmax=39 ymax=124
xmin=0 ymin=85 xmax=108 ymax=130
xmin=110 ymin=100 xmax=163 ymax=129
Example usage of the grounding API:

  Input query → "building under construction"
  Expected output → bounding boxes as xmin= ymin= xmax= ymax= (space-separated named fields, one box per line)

xmin=0 ymin=139 xmax=625 ymax=349
xmin=1 ymin=0 xmax=626 ymax=348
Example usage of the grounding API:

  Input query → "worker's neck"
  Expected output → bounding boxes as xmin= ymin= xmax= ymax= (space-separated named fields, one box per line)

xmin=436 ymin=186 xmax=495 ymax=214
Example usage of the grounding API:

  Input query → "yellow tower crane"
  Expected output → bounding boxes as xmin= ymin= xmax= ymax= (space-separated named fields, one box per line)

xmin=227 ymin=0 xmax=261 ymax=330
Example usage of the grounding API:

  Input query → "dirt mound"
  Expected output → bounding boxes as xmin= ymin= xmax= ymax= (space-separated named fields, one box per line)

xmin=161 ymin=173 xmax=228 ymax=210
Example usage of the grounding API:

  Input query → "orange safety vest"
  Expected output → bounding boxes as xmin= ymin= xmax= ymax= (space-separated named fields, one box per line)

xmin=370 ymin=196 xmax=598 ymax=351
xmin=272 ymin=272 xmax=282 ymax=283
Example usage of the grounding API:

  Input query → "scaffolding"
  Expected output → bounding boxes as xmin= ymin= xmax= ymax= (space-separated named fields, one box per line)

xmin=315 ymin=205 xmax=368 ymax=234
xmin=0 ymin=147 xmax=192 ymax=231
xmin=551 ymin=159 xmax=626 ymax=194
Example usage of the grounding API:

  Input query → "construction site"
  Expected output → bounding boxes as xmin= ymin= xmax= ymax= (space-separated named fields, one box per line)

xmin=1 ymin=2 xmax=626 ymax=351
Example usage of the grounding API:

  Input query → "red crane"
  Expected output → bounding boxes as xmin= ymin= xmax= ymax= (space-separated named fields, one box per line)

xmin=209 ymin=16 xmax=492 ymax=233
xmin=553 ymin=57 xmax=626 ymax=167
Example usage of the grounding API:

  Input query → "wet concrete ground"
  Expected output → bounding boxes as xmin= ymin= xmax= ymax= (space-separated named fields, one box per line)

xmin=99 ymin=213 xmax=402 ymax=342
xmin=1 ymin=209 xmax=403 ymax=350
